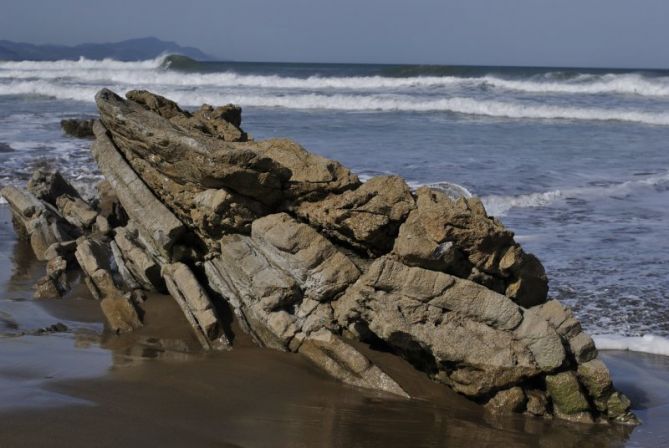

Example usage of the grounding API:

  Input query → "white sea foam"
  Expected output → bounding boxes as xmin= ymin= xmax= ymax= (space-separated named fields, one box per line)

xmin=0 ymin=197 xmax=6 ymax=205
xmin=2 ymin=58 xmax=669 ymax=98
xmin=482 ymin=170 xmax=669 ymax=216
xmin=593 ymin=334 xmax=669 ymax=356
xmin=480 ymin=73 xmax=669 ymax=97
xmin=0 ymin=56 xmax=166 ymax=71
xmin=3 ymin=81 xmax=669 ymax=126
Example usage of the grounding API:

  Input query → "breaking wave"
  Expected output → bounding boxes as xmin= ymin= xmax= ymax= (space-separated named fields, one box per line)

xmin=2 ymin=57 xmax=669 ymax=97
xmin=0 ymin=56 xmax=166 ymax=71
xmin=482 ymin=170 xmax=669 ymax=216
xmin=3 ymin=81 xmax=669 ymax=126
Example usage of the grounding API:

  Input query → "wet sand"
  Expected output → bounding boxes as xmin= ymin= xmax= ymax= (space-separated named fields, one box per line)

xmin=0 ymin=204 xmax=667 ymax=447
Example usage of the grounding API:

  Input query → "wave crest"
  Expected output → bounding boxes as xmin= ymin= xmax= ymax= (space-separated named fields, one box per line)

xmin=3 ymin=82 xmax=669 ymax=126
xmin=593 ymin=334 xmax=669 ymax=356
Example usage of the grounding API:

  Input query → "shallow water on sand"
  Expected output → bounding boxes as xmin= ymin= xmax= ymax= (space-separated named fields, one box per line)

xmin=0 ymin=205 xmax=668 ymax=447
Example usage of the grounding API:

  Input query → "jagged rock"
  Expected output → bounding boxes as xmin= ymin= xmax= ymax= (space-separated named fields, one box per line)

xmin=162 ymin=262 xmax=230 ymax=350
xmin=75 ymin=236 xmax=143 ymax=333
xmin=545 ymin=371 xmax=591 ymax=416
xmin=205 ymin=234 xmax=302 ymax=350
xmin=485 ymin=387 xmax=527 ymax=414
xmin=125 ymin=90 xmax=186 ymax=119
xmin=91 ymin=120 xmax=185 ymax=257
xmin=525 ymin=389 xmax=549 ymax=416
xmin=97 ymin=89 xmax=289 ymax=205
xmin=205 ymin=213 xmax=359 ymax=349
xmin=393 ymin=187 xmax=548 ymax=307
xmin=60 ymin=118 xmax=95 ymax=138
xmin=606 ymin=392 xmax=636 ymax=423
xmin=113 ymin=224 xmax=163 ymax=291
xmin=27 ymin=169 xmax=81 ymax=206
xmin=1 ymin=185 xmax=46 ymax=222
xmin=251 ymin=213 xmax=361 ymax=302
xmin=56 ymin=194 xmax=98 ymax=229
xmin=33 ymin=276 xmax=62 ymax=299
xmin=334 ymin=257 xmax=547 ymax=396
xmin=33 ymin=256 xmax=69 ymax=299
xmin=189 ymin=187 xmax=268 ymax=241
xmin=0 ymin=185 xmax=79 ymax=260
xmin=110 ymin=240 xmax=142 ymax=291
xmin=298 ymin=328 xmax=408 ymax=397
xmin=95 ymin=89 xmax=359 ymax=247
xmin=100 ymin=296 xmax=143 ymax=334
xmin=253 ymin=138 xmax=360 ymax=202
xmin=577 ymin=359 xmax=612 ymax=404
xmin=512 ymin=306 xmax=566 ymax=372
xmin=127 ymin=90 xmax=247 ymax=142
xmin=296 ymin=175 xmax=414 ymax=255
xmin=189 ymin=104 xmax=248 ymax=142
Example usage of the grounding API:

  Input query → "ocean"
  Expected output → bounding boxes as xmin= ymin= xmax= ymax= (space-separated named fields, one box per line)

xmin=1 ymin=55 xmax=668 ymax=353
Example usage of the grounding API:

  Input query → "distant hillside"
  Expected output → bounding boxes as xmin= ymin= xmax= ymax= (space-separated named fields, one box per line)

xmin=0 ymin=37 xmax=211 ymax=61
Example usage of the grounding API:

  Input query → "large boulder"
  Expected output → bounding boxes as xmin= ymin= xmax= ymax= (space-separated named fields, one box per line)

xmin=60 ymin=118 xmax=95 ymax=138
xmin=42 ymin=88 xmax=634 ymax=425
xmin=393 ymin=187 xmax=548 ymax=307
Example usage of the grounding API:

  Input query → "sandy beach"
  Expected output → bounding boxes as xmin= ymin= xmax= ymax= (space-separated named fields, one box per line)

xmin=0 ymin=204 xmax=667 ymax=447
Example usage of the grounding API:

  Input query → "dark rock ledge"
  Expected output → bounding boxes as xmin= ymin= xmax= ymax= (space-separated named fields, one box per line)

xmin=0 ymin=88 xmax=637 ymax=425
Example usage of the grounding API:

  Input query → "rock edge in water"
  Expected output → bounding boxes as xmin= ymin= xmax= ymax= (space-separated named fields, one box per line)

xmin=0 ymin=88 xmax=637 ymax=426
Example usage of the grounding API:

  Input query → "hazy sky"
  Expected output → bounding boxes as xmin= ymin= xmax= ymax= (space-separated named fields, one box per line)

xmin=2 ymin=0 xmax=668 ymax=68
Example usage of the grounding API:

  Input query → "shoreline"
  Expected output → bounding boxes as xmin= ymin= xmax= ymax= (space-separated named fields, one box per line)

xmin=1 ymin=203 xmax=668 ymax=446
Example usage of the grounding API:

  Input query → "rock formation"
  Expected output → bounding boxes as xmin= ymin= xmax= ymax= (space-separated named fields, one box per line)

xmin=0 ymin=88 xmax=637 ymax=425
xmin=61 ymin=118 xmax=95 ymax=138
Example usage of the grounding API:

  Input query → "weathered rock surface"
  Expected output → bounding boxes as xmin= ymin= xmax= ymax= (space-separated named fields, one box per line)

xmin=56 ymin=195 xmax=98 ymax=230
xmin=60 ymin=118 xmax=95 ymax=138
xmin=296 ymin=175 xmax=414 ymax=255
xmin=28 ymin=169 xmax=81 ymax=206
xmin=0 ymin=185 xmax=80 ymax=260
xmin=126 ymin=90 xmax=247 ymax=142
xmin=162 ymin=262 xmax=230 ymax=350
xmin=393 ymin=187 xmax=548 ymax=307
xmin=91 ymin=120 xmax=185 ymax=256
xmin=0 ymin=88 xmax=637 ymax=425
xmin=95 ymin=89 xmax=359 ymax=248
xmin=74 ymin=236 xmax=143 ymax=333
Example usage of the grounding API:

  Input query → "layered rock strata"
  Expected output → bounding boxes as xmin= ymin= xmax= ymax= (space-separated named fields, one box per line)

xmin=0 ymin=88 xmax=637 ymax=425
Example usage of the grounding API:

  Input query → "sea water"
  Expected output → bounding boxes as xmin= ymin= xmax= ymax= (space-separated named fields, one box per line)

xmin=1 ymin=56 xmax=668 ymax=352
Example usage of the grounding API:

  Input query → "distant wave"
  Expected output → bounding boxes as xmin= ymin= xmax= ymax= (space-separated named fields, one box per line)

xmin=482 ymin=170 xmax=669 ymax=216
xmin=3 ymin=57 xmax=669 ymax=97
xmin=3 ymin=81 xmax=669 ymax=126
xmin=481 ymin=73 xmax=669 ymax=97
xmin=0 ymin=55 xmax=166 ymax=71
xmin=594 ymin=334 xmax=669 ymax=356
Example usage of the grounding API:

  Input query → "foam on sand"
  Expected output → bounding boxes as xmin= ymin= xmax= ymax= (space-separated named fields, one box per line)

xmin=594 ymin=334 xmax=669 ymax=357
